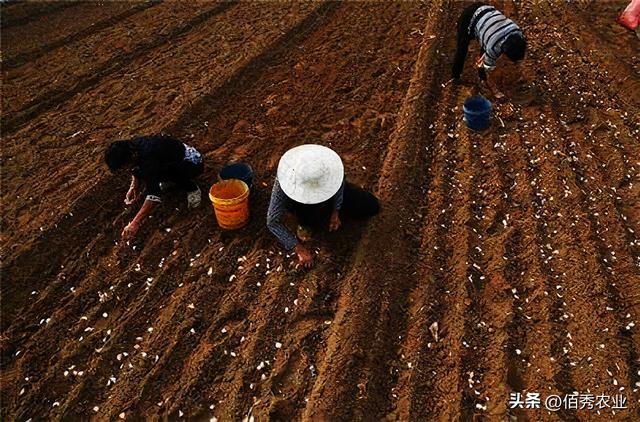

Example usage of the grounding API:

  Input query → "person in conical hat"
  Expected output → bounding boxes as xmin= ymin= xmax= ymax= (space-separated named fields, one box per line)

xmin=267 ymin=144 xmax=379 ymax=268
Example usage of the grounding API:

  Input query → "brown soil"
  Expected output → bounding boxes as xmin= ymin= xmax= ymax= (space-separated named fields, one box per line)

xmin=1 ymin=1 xmax=639 ymax=420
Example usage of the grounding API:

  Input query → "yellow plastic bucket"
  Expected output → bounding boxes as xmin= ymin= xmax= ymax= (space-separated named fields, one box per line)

xmin=209 ymin=179 xmax=250 ymax=230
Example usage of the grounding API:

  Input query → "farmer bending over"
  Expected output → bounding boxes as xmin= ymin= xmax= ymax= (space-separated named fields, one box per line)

xmin=104 ymin=134 xmax=204 ymax=240
xmin=267 ymin=144 xmax=379 ymax=268
xmin=452 ymin=2 xmax=526 ymax=98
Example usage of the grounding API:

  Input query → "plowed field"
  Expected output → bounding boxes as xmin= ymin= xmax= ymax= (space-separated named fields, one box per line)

xmin=1 ymin=1 xmax=639 ymax=420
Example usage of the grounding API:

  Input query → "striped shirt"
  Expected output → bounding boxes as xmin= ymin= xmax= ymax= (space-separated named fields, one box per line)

xmin=267 ymin=178 xmax=344 ymax=251
xmin=470 ymin=5 xmax=522 ymax=71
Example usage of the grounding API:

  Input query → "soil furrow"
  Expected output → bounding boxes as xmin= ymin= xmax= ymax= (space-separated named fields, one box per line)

xmin=2 ymin=1 xmax=237 ymax=135
xmin=297 ymin=2 xmax=450 ymax=420
xmin=430 ymin=104 xmax=475 ymax=421
xmin=2 ymin=1 xmax=161 ymax=70
xmin=2 ymin=1 xmax=221 ymax=118
xmin=502 ymin=225 xmax=529 ymax=420
xmin=487 ymin=106 xmax=542 ymax=420
xmin=0 ymin=1 xmax=82 ymax=29
xmin=500 ymin=129 xmax=567 ymax=416
xmin=457 ymin=119 xmax=493 ymax=420
xmin=212 ymin=264 xmax=335 ymax=420
xmin=164 ymin=0 xmax=342 ymax=139
xmin=390 ymin=78 xmax=459 ymax=420
xmin=1 ymin=181 xmax=125 ymax=332
xmin=458 ymin=109 xmax=519 ymax=420
xmin=513 ymin=106 xmax=579 ymax=420
xmin=89 ymin=236 xmax=255 ymax=419
xmin=6 ymin=237 xmax=185 ymax=418
xmin=1 ymin=2 xmax=321 ymax=279
xmin=525 ymin=106 xmax=633 ymax=419
xmin=554 ymin=120 xmax=640 ymax=407
xmin=514 ymin=90 xmax=636 ymax=419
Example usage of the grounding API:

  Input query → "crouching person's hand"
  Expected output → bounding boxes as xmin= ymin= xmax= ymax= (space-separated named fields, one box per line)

xmin=294 ymin=244 xmax=314 ymax=269
xmin=121 ymin=220 xmax=140 ymax=240
xmin=125 ymin=188 xmax=139 ymax=205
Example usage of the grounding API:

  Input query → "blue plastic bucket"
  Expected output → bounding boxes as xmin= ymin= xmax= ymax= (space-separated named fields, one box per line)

xmin=463 ymin=96 xmax=492 ymax=131
xmin=219 ymin=163 xmax=253 ymax=188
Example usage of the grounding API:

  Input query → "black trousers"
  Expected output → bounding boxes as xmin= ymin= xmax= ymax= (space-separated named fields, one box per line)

xmin=165 ymin=160 xmax=204 ymax=192
xmin=452 ymin=2 xmax=485 ymax=80
xmin=289 ymin=182 xmax=380 ymax=228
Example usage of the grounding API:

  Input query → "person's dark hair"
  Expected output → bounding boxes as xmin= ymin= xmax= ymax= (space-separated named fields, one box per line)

xmin=503 ymin=33 xmax=526 ymax=62
xmin=105 ymin=141 xmax=133 ymax=173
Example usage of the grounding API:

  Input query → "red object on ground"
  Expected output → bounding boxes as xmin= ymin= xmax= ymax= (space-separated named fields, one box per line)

xmin=617 ymin=0 xmax=640 ymax=30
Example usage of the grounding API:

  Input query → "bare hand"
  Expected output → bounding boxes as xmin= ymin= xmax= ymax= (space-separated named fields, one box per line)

xmin=329 ymin=210 xmax=341 ymax=232
xmin=125 ymin=188 xmax=139 ymax=205
xmin=294 ymin=244 xmax=314 ymax=269
xmin=121 ymin=220 xmax=140 ymax=240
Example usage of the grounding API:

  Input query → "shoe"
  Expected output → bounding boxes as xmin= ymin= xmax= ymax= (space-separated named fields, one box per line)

xmin=296 ymin=224 xmax=313 ymax=242
xmin=187 ymin=186 xmax=201 ymax=209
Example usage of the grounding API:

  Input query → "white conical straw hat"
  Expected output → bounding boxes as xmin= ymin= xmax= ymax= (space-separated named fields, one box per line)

xmin=277 ymin=144 xmax=344 ymax=205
